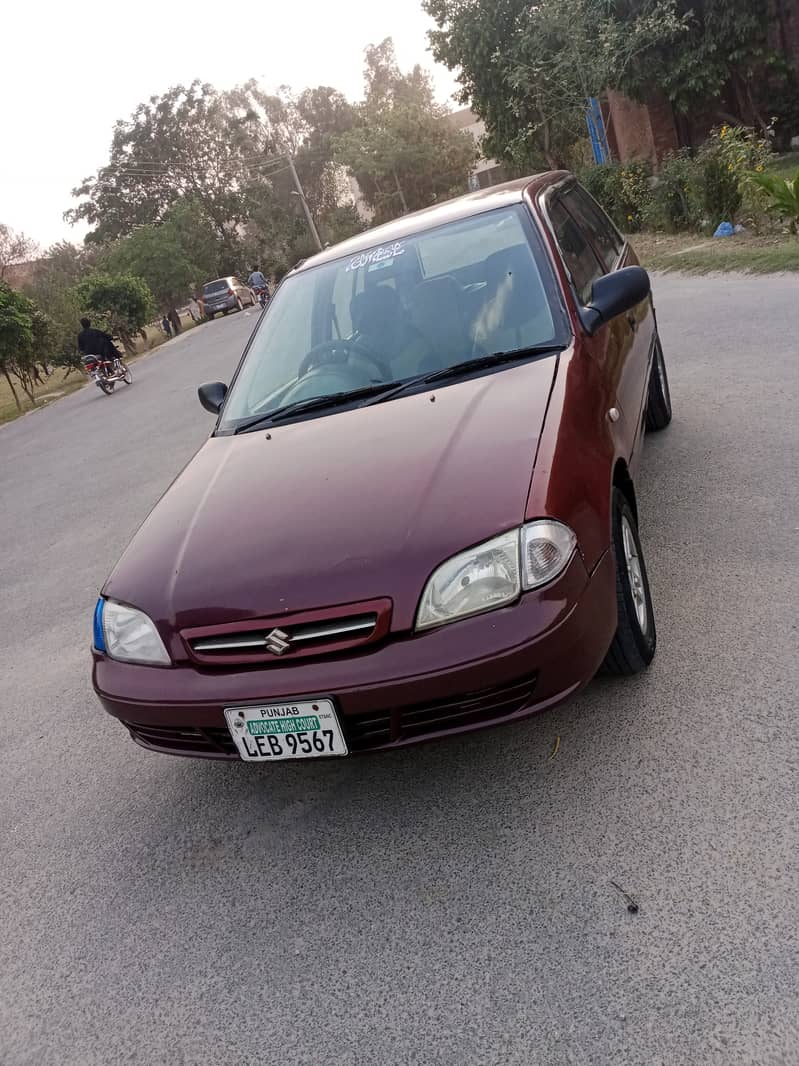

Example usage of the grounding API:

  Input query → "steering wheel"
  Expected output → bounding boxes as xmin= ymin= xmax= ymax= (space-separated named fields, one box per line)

xmin=297 ymin=338 xmax=391 ymax=381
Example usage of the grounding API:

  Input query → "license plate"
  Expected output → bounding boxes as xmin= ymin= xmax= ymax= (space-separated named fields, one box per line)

xmin=224 ymin=699 xmax=348 ymax=761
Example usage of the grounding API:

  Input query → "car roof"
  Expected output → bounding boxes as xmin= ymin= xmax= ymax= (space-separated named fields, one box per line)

xmin=292 ymin=172 xmax=569 ymax=274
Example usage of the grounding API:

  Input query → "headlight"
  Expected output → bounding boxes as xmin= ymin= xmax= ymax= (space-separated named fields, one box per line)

xmin=416 ymin=521 xmax=576 ymax=631
xmin=94 ymin=598 xmax=171 ymax=665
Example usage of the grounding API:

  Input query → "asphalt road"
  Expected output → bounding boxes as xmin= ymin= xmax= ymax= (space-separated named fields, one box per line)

xmin=1 ymin=280 xmax=798 ymax=1066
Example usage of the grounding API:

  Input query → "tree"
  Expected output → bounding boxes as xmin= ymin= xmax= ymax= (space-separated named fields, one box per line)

xmin=102 ymin=203 xmax=221 ymax=319
xmin=64 ymin=79 xmax=359 ymax=270
xmin=617 ymin=0 xmax=782 ymax=131
xmin=334 ymin=39 xmax=478 ymax=223
xmin=65 ymin=82 xmax=265 ymax=244
xmin=24 ymin=241 xmax=97 ymax=372
xmin=0 ymin=223 xmax=38 ymax=282
xmin=0 ymin=284 xmax=52 ymax=409
xmin=425 ymin=0 xmax=687 ymax=170
xmin=0 ymin=283 xmax=33 ymax=410
xmin=74 ymin=274 xmax=155 ymax=353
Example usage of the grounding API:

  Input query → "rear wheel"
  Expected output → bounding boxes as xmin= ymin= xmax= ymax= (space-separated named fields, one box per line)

xmin=602 ymin=488 xmax=656 ymax=675
xmin=206 ymin=312 xmax=214 ymax=321
xmin=646 ymin=334 xmax=672 ymax=431
xmin=97 ymin=379 xmax=114 ymax=395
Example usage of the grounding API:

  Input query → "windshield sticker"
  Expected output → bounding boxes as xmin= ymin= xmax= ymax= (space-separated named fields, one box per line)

xmin=346 ymin=241 xmax=406 ymax=272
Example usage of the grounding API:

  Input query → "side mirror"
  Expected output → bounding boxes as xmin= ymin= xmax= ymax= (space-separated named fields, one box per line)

xmin=198 ymin=381 xmax=228 ymax=415
xmin=580 ymin=266 xmax=651 ymax=336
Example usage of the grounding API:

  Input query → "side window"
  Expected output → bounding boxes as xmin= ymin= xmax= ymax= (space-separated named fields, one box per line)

xmin=548 ymin=198 xmax=604 ymax=303
xmin=564 ymin=185 xmax=623 ymax=271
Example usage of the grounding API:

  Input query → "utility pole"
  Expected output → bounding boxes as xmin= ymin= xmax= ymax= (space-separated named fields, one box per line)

xmin=288 ymin=157 xmax=323 ymax=252
xmin=392 ymin=168 xmax=409 ymax=214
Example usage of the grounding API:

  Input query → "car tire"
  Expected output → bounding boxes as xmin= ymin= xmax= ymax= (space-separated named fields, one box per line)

xmin=602 ymin=488 xmax=656 ymax=675
xmin=646 ymin=333 xmax=672 ymax=431
xmin=206 ymin=313 xmax=214 ymax=321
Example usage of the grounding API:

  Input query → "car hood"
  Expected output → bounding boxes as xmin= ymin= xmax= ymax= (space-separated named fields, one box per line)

xmin=105 ymin=357 xmax=559 ymax=633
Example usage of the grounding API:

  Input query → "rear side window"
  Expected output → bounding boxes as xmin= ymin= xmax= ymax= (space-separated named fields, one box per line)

xmin=548 ymin=199 xmax=604 ymax=303
xmin=564 ymin=185 xmax=623 ymax=271
xmin=203 ymin=280 xmax=228 ymax=295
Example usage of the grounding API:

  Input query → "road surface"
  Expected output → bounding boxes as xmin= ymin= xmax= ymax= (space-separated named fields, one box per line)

xmin=1 ymin=281 xmax=797 ymax=1066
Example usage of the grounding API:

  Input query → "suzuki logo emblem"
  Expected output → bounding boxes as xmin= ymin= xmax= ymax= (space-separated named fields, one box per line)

xmin=264 ymin=628 xmax=291 ymax=656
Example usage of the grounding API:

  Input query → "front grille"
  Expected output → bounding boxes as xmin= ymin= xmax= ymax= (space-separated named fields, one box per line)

xmin=125 ymin=722 xmax=238 ymax=757
xmin=346 ymin=672 xmax=537 ymax=752
xmin=183 ymin=600 xmax=391 ymax=667
xmin=124 ymin=672 xmax=537 ymax=759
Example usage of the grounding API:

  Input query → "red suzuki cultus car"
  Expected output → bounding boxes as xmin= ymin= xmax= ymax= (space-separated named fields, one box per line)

xmin=93 ymin=173 xmax=672 ymax=762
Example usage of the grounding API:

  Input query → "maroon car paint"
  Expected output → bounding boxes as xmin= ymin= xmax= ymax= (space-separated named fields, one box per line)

xmin=94 ymin=173 xmax=659 ymax=758
xmin=103 ymin=356 xmax=561 ymax=637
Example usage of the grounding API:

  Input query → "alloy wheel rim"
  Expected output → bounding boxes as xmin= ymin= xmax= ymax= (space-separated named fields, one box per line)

xmin=622 ymin=516 xmax=648 ymax=633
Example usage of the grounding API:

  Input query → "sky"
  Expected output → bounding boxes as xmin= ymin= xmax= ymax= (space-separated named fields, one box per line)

xmin=1 ymin=0 xmax=461 ymax=249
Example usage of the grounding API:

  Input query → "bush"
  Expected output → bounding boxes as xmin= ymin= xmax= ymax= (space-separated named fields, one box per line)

xmin=580 ymin=160 xmax=651 ymax=231
xmin=749 ymin=167 xmax=799 ymax=233
xmin=699 ymin=125 xmax=773 ymax=227
xmin=645 ymin=151 xmax=704 ymax=232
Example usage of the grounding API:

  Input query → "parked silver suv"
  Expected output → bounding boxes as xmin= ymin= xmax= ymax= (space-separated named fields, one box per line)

xmin=201 ymin=277 xmax=255 ymax=319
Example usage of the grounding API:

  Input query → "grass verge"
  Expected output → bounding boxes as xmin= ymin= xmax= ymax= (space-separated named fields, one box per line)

xmin=630 ymin=231 xmax=799 ymax=274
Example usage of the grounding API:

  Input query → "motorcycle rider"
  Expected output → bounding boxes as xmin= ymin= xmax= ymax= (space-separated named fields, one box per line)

xmin=247 ymin=266 xmax=269 ymax=304
xmin=77 ymin=318 xmax=123 ymax=369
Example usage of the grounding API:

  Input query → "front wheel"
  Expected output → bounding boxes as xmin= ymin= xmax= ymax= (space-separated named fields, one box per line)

xmin=120 ymin=362 xmax=132 ymax=385
xmin=646 ymin=334 xmax=672 ymax=431
xmin=602 ymin=489 xmax=656 ymax=675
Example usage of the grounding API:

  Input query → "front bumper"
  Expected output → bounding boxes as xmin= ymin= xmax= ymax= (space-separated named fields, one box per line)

xmin=93 ymin=551 xmax=616 ymax=759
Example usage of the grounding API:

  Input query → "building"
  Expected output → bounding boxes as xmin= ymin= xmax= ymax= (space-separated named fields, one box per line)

xmin=605 ymin=0 xmax=799 ymax=165
xmin=449 ymin=108 xmax=508 ymax=189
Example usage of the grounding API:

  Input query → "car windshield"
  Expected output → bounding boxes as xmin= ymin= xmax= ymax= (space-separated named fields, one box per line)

xmin=220 ymin=206 xmax=565 ymax=430
xmin=203 ymin=280 xmax=229 ymax=295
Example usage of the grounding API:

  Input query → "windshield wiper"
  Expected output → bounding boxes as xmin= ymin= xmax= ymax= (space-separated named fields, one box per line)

xmin=232 ymin=382 xmax=400 ymax=434
xmin=361 ymin=344 xmax=566 ymax=408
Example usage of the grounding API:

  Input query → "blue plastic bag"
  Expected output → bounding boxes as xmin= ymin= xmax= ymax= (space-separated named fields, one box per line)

xmin=713 ymin=221 xmax=734 ymax=237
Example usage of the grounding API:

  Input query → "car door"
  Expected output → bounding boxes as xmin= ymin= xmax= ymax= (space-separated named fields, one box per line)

xmin=546 ymin=188 xmax=644 ymax=466
xmin=562 ymin=183 xmax=655 ymax=462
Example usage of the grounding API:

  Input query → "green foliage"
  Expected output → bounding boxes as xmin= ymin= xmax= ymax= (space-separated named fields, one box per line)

xmin=579 ymin=161 xmax=651 ymax=231
xmin=748 ymin=168 xmax=799 ymax=233
xmin=646 ymin=151 xmax=704 ymax=232
xmin=0 ymin=283 xmax=42 ymax=407
xmin=103 ymin=203 xmax=221 ymax=311
xmin=425 ymin=0 xmax=687 ymax=170
xmin=0 ymin=283 xmax=34 ymax=356
xmin=75 ymin=273 xmax=155 ymax=343
xmin=619 ymin=0 xmax=780 ymax=127
xmin=23 ymin=242 xmax=96 ymax=370
xmin=333 ymin=39 xmax=477 ymax=223
xmin=698 ymin=124 xmax=773 ymax=225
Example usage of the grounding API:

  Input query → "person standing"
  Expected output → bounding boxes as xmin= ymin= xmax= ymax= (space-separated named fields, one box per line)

xmin=161 ymin=315 xmax=172 ymax=338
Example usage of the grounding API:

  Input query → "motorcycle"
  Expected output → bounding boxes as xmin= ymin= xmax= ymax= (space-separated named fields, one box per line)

xmin=254 ymin=286 xmax=270 ymax=310
xmin=82 ymin=355 xmax=132 ymax=395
